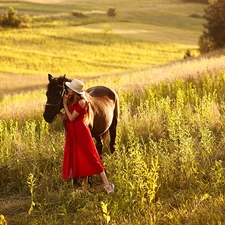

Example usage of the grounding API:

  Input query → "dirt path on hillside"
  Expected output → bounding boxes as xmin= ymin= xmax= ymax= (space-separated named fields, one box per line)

xmin=1 ymin=51 xmax=225 ymax=97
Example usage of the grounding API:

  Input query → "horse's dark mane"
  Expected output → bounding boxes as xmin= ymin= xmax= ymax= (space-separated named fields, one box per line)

xmin=46 ymin=75 xmax=70 ymax=89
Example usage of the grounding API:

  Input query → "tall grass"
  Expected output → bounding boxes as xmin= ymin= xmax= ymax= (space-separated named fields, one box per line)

xmin=1 ymin=70 xmax=225 ymax=224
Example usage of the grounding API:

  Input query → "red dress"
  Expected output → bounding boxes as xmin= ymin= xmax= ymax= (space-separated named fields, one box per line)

xmin=62 ymin=100 xmax=104 ymax=179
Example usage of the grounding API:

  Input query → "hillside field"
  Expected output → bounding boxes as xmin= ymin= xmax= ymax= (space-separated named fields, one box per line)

xmin=0 ymin=0 xmax=205 ymax=96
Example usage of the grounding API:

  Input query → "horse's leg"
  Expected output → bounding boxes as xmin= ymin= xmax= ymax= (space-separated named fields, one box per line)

xmin=95 ymin=136 xmax=103 ymax=157
xmin=109 ymin=116 xmax=118 ymax=153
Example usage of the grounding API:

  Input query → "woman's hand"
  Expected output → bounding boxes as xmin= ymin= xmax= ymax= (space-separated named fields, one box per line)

xmin=58 ymin=112 xmax=66 ymax=120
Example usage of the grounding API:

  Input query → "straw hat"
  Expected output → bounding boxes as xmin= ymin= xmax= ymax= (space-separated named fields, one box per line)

xmin=65 ymin=79 xmax=85 ymax=94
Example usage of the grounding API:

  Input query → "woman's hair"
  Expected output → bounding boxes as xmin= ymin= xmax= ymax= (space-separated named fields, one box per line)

xmin=81 ymin=93 xmax=88 ymax=102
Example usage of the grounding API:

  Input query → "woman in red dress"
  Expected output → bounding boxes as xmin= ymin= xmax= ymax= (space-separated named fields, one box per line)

xmin=58 ymin=79 xmax=114 ymax=194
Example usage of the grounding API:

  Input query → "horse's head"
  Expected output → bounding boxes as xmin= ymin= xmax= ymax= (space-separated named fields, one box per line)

xmin=43 ymin=74 xmax=67 ymax=123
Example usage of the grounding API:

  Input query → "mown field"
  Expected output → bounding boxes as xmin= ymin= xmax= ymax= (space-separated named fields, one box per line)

xmin=0 ymin=0 xmax=204 ymax=95
xmin=1 ymin=0 xmax=225 ymax=225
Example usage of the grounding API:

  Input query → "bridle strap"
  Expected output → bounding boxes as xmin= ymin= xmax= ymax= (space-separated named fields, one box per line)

xmin=45 ymin=103 xmax=61 ymax=107
xmin=45 ymin=82 xmax=66 ymax=110
xmin=61 ymin=84 xmax=66 ymax=97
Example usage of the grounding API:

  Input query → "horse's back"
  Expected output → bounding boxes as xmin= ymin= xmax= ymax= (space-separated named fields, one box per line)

xmin=87 ymin=86 xmax=119 ymax=115
xmin=85 ymin=86 xmax=119 ymax=137
xmin=87 ymin=86 xmax=117 ymax=100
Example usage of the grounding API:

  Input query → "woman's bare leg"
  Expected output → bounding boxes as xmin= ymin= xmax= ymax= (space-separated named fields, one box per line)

xmin=100 ymin=171 xmax=114 ymax=193
xmin=100 ymin=171 xmax=110 ymax=186
xmin=81 ymin=176 xmax=88 ymax=184
xmin=81 ymin=176 xmax=88 ymax=191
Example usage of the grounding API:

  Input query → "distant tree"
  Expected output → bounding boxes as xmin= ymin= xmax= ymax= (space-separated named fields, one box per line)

xmin=0 ymin=7 xmax=31 ymax=28
xmin=199 ymin=0 xmax=225 ymax=53
xmin=72 ymin=11 xmax=86 ymax=18
xmin=184 ymin=49 xmax=194 ymax=59
xmin=107 ymin=8 xmax=116 ymax=17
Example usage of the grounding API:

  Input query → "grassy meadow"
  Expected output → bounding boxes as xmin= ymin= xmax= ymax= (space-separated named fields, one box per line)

xmin=1 ymin=0 xmax=225 ymax=224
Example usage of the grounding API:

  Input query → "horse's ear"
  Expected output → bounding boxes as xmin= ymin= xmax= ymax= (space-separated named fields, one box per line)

xmin=48 ymin=74 xmax=53 ymax=81
xmin=63 ymin=74 xmax=66 ymax=78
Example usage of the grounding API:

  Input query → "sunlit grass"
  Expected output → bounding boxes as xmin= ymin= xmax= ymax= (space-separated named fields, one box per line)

xmin=0 ymin=90 xmax=46 ymax=122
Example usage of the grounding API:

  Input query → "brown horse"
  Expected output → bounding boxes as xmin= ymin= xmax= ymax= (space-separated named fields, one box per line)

xmin=43 ymin=74 xmax=119 ymax=155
